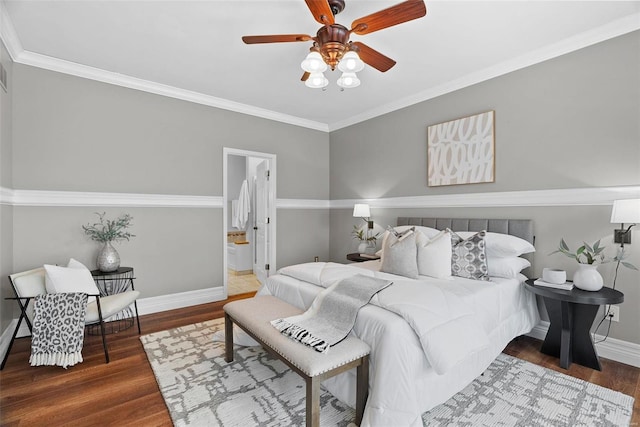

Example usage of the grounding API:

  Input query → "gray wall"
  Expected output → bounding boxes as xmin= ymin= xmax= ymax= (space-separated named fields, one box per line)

xmin=4 ymin=63 xmax=330 ymax=334
xmin=0 ymin=40 xmax=14 ymax=328
xmin=329 ymin=31 xmax=640 ymax=345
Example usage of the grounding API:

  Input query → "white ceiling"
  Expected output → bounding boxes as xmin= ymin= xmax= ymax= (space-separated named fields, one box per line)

xmin=1 ymin=1 xmax=639 ymax=131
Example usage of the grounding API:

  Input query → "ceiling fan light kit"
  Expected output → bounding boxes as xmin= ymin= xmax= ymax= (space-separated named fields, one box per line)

xmin=337 ymin=72 xmax=360 ymax=89
xmin=242 ymin=0 xmax=427 ymax=89
xmin=305 ymin=72 xmax=329 ymax=89
xmin=301 ymin=51 xmax=328 ymax=73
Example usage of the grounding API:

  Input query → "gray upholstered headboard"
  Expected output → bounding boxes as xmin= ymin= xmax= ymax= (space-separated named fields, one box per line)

xmin=397 ymin=217 xmax=535 ymax=277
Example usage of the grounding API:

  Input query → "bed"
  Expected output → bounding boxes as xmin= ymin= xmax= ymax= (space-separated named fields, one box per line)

xmin=255 ymin=218 xmax=540 ymax=427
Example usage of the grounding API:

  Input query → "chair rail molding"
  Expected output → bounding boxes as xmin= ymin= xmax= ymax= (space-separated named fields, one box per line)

xmin=332 ymin=186 xmax=640 ymax=209
xmin=1 ymin=186 xmax=639 ymax=209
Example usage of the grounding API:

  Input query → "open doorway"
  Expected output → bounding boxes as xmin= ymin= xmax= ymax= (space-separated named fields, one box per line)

xmin=223 ymin=148 xmax=276 ymax=297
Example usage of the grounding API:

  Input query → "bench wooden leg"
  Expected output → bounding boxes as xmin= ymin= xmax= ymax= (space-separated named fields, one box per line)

xmin=356 ymin=356 xmax=369 ymax=426
xmin=224 ymin=312 xmax=234 ymax=363
xmin=306 ymin=376 xmax=320 ymax=427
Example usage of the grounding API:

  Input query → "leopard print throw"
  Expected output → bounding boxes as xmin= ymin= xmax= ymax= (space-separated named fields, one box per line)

xmin=30 ymin=293 xmax=88 ymax=368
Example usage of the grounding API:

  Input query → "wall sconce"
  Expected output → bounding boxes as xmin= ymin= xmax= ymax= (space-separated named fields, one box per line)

xmin=353 ymin=203 xmax=373 ymax=230
xmin=611 ymin=199 xmax=640 ymax=247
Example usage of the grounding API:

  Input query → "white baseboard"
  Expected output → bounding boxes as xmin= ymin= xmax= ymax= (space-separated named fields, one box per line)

xmin=135 ymin=286 xmax=226 ymax=316
xmin=527 ymin=320 xmax=640 ymax=368
xmin=0 ymin=286 xmax=227 ymax=365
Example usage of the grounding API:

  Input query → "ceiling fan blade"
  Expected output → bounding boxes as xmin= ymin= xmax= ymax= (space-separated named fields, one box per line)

xmin=301 ymin=72 xmax=310 ymax=82
xmin=304 ymin=0 xmax=335 ymax=25
xmin=351 ymin=0 xmax=426 ymax=35
xmin=242 ymin=34 xmax=313 ymax=44
xmin=352 ymin=42 xmax=396 ymax=72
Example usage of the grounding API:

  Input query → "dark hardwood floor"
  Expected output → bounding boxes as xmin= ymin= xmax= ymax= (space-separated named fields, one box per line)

xmin=1 ymin=293 xmax=638 ymax=426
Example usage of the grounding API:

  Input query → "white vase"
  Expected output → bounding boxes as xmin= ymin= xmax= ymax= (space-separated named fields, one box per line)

xmin=358 ymin=242 xmax=368 ymax=254
xmin=573 ymin=264 xmax=603 ymax=291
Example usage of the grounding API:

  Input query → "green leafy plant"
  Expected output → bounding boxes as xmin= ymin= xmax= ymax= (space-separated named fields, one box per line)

xmin=83 ymin=212 xmax=135 ymax=243
xmin=351 ymin=225 xmax=380 ymax=243
xmin=551 ymin=238 xmax=637 ymax=270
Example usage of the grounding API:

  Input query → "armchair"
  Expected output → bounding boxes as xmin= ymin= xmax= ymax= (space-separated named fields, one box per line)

xmin=1 ymin=266 xmax=141 ymax=370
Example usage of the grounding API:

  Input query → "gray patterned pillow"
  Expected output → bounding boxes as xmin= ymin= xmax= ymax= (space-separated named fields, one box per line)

xmin=448 ymin=229 xmax=489 ymax=281
xmin=380 ymin=226 xmax=418 ymax=279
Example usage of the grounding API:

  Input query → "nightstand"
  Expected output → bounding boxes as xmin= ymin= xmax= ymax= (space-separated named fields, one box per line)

xmin=524 ymin=279 xmax=624 ymax=370
xmin=347 ymin=253 xmax=380 ymax=262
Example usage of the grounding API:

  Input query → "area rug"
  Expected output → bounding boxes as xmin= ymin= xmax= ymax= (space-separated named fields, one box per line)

xmin=140 ymin=319 xmax=634 ymax=427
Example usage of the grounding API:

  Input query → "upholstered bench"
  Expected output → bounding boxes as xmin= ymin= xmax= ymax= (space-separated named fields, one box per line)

xmin=224 ymin=295 xmax=370 ymax=427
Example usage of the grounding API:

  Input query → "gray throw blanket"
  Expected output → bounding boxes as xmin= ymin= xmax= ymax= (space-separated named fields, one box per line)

xmin=271 ymin=274 xmax=393 ymax=353
xmin=30 ymin=293 xmax=88 ymax=368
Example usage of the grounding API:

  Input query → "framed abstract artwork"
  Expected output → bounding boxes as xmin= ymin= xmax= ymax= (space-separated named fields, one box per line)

xmin=427 ymin=110 xmax=495 ymax=187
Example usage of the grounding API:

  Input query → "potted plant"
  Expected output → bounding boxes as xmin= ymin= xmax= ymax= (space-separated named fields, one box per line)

xmin=551 ymin=238 xmax=637 ymax=291
xmin=83 ymin=212 xmax=135 ymax=272
xmin=352 ymin=225 xmax=380 ymax=254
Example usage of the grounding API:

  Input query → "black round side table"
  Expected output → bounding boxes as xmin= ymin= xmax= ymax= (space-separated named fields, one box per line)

xmin=90 ymin=267 xmax=136 ymax=334
xmin=524 ymin=279 xmax=624 ymax=371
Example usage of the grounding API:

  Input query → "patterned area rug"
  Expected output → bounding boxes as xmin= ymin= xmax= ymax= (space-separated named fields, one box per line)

xmin=140 ymin=319 xmax=634 ymax=427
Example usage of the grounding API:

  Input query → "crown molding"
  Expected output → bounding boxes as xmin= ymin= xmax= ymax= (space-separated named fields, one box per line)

xmin=14 ymin=51 xmax=329 ymax=132
xmin=0 ymin=1 xmax=22 ymax=60
xmin=2 ymin=186 xmax=638 ymax=209
xmin=328 ymin=13 xmax=640 ymax=131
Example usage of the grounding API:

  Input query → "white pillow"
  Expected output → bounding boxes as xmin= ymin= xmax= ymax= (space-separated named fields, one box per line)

xmin=378 ymin=225 xmax=441 ymax=259
xmin=44 ymin=261 xmax=100 ymax=302
xmin=452 ymin=231 xmax=535 ymax=257
xmin=416 ymin=230 xmax=452 ymax=279
xmin=487 ymin=257 xmax=531 ymax=279
xmin=380 ymin=227 xmax=419 ymax=279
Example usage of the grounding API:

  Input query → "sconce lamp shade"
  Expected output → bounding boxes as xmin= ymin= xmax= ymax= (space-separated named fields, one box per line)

xmin=611 ymin=199 xmax=640 ymax=223
xmin=353 ymin=203 xmax=371 ymax=218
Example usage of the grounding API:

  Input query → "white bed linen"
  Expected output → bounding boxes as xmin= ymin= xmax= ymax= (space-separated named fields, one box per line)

xmin=257 ymin=262 xmax=539 ymax=427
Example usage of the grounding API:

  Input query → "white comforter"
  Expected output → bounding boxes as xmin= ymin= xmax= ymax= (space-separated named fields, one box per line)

xmin=257 ymin=262 xmax=540 ymax=427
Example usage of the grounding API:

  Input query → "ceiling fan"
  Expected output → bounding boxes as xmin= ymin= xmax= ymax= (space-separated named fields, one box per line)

xmin=241 ymin=0 xmax=427 ymax=89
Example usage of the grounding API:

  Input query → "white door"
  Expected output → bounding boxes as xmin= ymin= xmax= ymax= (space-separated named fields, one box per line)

xmin=254 ymin=160 xmax=270 ymax=283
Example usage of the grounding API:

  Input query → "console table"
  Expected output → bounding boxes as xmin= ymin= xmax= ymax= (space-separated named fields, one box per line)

xmin=524 ymin=279 xmax=624 ymax=370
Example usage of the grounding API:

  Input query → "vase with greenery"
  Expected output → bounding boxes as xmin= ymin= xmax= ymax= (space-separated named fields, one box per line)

xmin=551 ymin=238 xmax=636 ymax=291
xmin=83 ymin=212 xmax=134 ymax=272
xmin=352 ymin=225 xmax=380 ymax=254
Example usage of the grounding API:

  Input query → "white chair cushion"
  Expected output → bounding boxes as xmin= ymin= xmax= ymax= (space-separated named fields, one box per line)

xmin=86 ymin=291 xmax=140 ymax=323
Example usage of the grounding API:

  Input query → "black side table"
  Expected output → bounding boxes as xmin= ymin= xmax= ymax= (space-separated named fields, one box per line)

xmin=347 ymin=253 xmax=380 ymax=262
xmin=524 ymin=279 xmax=624 ymax=370
xmin=90 ymin=267 xmax=136 ymax=334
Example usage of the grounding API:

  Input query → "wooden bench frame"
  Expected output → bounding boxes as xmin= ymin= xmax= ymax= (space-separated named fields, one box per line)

xmin=224 ymin=310 xmax=369 ymax=427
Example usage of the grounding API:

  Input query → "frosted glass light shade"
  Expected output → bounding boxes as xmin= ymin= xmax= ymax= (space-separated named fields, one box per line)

xmin=305 ymin=72 xmax=328 ymax=88
xmin=301 ymin=51 xmax=327 ymax=73
xmin=338 ymin=51 xmax=364 ymax=73
xmin=611 ymin=199 xmax=640 ymax=223
xmin=337 ymin=72 xmax=360 ymax=88
xmin=353 ymin=203 xmax=371 ymax=218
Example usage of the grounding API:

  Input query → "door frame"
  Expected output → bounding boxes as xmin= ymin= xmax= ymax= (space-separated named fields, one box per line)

xmin=222 ymin=147 xmax=277 ymax=298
